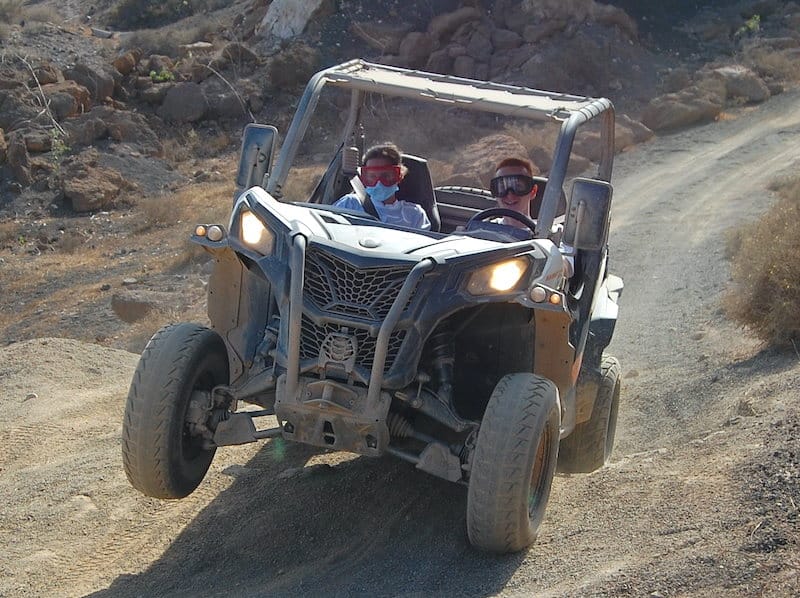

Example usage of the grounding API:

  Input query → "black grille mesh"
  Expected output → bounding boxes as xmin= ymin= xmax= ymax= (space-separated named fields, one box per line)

xmin=300 ymin=316 xmax=406 ymax=373
xmin=304 ymin=248 xmax=413 ymax=321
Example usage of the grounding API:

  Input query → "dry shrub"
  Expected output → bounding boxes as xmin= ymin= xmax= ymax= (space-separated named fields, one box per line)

xmin=282 ymin=164 xmax=326 ymax=201
xmin=121 ymin=22 xmax=214 ymax=57
xmin=135 ymin=196 xmax=186 ymax=232
xmin=22 ymin=6 xmax=61 ymax=23
xmin=58 ymin=230 xmax=86 ymax=254
xmin=724 ymin=175 xmax=800 ymax=347
xmin=0 ymin=0 xmax=23 ymax=22
xmin=744 ymin=47 xmax=800 ymax=82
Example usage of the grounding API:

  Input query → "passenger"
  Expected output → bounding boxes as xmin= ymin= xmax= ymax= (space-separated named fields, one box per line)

xmin=490 ymin=157 xmax=574 ymax=278
xmin=335 ymin=142 xmax=431 ymax=230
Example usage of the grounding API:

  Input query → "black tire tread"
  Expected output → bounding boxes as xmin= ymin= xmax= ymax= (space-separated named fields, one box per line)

xmin=467 ymin=373 xmax=560 ymax=553
xmin=558 ymin=354 xmax=621 ymax=474
xmin=122 ymin=323 xmax=227 ymax=499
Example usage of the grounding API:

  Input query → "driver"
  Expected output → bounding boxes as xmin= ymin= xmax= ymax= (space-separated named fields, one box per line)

xmin=490 ymin=157 xmax=540 ymax=228
xmin=490 ymin=157 xmax=574 ymax=278
xmin=335 ymin=143 xmax=431 ymax=230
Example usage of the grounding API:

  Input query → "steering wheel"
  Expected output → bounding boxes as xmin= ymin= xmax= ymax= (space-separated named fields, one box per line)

xmin=466 ymin=208 xmax=538 ymax=234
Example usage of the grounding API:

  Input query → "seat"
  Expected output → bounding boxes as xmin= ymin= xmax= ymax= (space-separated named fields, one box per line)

xmin=396 ymin=154 xmax=441 ymax=232
xmin=528 ymin=176 xmax=567 ymax=220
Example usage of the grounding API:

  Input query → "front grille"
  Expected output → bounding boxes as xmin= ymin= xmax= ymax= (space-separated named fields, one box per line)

xmin=304 ymin=248 xmax=414 ymax=321
xmin=300 ymin=315 xmax=406 ymax=373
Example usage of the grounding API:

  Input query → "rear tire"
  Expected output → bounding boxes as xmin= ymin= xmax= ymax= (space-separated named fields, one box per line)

xmin=467 ymin=373 xmax=560 ymax=553
xmin=558 ymin=354 xmax=621 ymax=474
xmin=122 ymin=323 xmax=229 ymax=499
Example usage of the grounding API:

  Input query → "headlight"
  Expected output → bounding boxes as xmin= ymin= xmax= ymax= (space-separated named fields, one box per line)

xmin=239 ymin=210 xmax=275 ymax=255
xmin=466 ymin=257 xmax=530 ymax=296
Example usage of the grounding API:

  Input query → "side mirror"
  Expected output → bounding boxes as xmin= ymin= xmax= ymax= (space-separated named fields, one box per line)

xmin=563 ymin=178 xmax=612 ymax=250
xmin=235 ymin=124 xmax=277 ymax=197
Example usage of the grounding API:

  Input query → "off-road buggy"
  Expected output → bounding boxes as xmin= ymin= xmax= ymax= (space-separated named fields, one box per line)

xmin=122 ymin=59 xmax=623 ymax=553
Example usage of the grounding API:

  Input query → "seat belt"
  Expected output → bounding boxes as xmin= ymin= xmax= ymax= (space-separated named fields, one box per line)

xmin=349 ymin=175 xmax=380 ymax=219
xmin=362 ymin=196 xmax=379 ymax=219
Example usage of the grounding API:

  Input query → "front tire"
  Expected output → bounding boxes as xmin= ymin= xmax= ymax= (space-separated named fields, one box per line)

xmin=558 ymin=354 xmax=621 ymax=474
xmin=467 ymin=373 xmax=561 ymax=553
xmin=122 ymin=323 xmax=229 ymax=499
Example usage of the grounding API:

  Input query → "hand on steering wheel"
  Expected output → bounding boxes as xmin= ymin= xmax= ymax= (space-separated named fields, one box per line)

xmin=465 ymin=208 xmax=538 ymax=234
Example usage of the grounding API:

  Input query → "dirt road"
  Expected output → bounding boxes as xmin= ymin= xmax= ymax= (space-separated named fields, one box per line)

xmin=1 ymin=90 xmax=799 ymax=597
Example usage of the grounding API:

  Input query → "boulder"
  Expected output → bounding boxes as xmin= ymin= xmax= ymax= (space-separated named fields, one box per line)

xmin=427 ymin=6 xmax=483 ymax=42
xmin=465 ymin=27 xmax=493 ymax=62
xmin=0 ymin=88 xmax=42 ymax=131
xmin=7 ymin=132 xmax=32 ymax=185
xmin=453 ymin=55 xmax=476 ymax=79
xmin=61 ymin=150 xmax=129 ymax=212
xmin=62 ymin=106 xmax=162 ymax=156
xmin=267 ymin=43 xmax=320 ymax=89
xmin=617 ymin=114 xmax=654 ymax=143
xmin=32 ymin=63 xmax=61 ymax=85
xmin=708 ymin=65 xmax=770 ymax=104
xmin=147 ymin=55 xmax=175 ymax=75
xmin=220 ymin=42 xmax=260 ymax=65
xmin=178 ymin=41 xmax=215 ymax=59
xmin=22 ymin=129 xmax=52 ymax=153
xmin=139 ymin=83 xmax=174 ymax=105
xmin=111 ymin=290 xmax=176 ymax=323
xmin=426 ymin=49 xmax=453 ymax=74
xmin=158 ymin=82 xmax=207 ymax=123
xmin=455 ymin=134 xmax=532 ymax=187
xmin=113 ymin=50 xmax=142 ymax=76
xmin=491 ymin=28 xmax=522 ymax=51
xmin=105 ymin=110 xmax=163 ymax=156
xmin=41 ymin=80 xmax=92 ymax=120
xmin=63 ymin=115 xmax=109 ymax=147
xmin=64 ymin=62 xmax=117 ymax=102
xmin=258 ymin=0 xmax=328 ymax=39
xmin=641 ymin=88 xmax=724 ymax=132
xmin=398 ymin=32 xmax=435 ymax=69
xmin=350 ymin=22 xmax=410 ymax=54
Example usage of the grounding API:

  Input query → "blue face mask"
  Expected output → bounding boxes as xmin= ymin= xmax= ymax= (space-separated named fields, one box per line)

xmin=365 ymin=181 xmax=399 ymax=205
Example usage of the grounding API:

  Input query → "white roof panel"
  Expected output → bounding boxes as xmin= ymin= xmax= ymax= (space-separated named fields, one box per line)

xmin=322 ymin=60 xmax=600 ymax=121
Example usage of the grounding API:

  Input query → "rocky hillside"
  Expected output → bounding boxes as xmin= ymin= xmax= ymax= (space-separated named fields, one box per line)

xmin=1 ymin=0 xmax=799 ymax=349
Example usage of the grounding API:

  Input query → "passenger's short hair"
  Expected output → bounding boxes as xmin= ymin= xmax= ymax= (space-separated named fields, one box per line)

xmin=363 ymin=142 xmax=407 ymax=176
xmin=495 ymin=157 xmax=534 ymax=175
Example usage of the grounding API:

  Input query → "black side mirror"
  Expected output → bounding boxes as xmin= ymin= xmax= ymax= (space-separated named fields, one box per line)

xmin=563 ymin=178 xmax=612 ymax=250
xmin=235 ymin=124 xmax=278 ymax=198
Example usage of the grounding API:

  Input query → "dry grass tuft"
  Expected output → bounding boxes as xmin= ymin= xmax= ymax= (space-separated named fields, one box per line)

xmin=744 ymin=47 xmax=800 ymax=82
xmin=0 ymin=0 xmax=23 ymax=22
xmin=120 ymin=22 xmax=215 ymax=57
xmin=724 ymin=175 xmax=800 ymax=348
xmin=22 ymin=6 xmax=61 ymax=23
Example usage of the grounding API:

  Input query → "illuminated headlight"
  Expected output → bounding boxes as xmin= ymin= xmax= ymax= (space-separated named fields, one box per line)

xmin=239 ymin=210 xmax=274 ymax=255
xmin=467 ymin=257 xmax=530 ymax=296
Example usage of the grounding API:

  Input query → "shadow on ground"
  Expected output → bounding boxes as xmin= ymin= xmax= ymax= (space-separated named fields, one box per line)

xmin=91 ymin=439 xmax=525 ymax=597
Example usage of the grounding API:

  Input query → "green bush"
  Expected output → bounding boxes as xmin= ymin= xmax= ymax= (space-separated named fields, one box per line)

xmin=724 ymin=176 xmax=800 ymax=347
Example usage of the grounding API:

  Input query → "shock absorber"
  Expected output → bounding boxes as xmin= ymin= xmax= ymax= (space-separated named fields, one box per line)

xmin=426 ymin=327 xmax=455 ymax=405
xmin=387 ymin=412 xmax=413 ymax=438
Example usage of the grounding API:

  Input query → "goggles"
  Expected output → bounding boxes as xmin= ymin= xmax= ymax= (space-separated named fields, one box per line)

xmin=490 ymin=174 xmax=537 ymax=198
xmin=359 ymin=165 xmax=402 ymax=187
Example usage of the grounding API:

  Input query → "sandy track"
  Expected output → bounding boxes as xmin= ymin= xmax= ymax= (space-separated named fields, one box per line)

xmin=1 ymin=91 xmax=799 ymax=597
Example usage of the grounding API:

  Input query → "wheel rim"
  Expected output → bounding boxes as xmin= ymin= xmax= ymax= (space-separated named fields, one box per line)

xmin=180 ymin=368 xmax=221 ymax=463
xmin=528 ymin=423 xmax=554 ymax=517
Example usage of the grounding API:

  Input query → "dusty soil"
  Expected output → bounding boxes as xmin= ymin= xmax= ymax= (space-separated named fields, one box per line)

xmin=1 ymin=84 xmax=799 ymax=597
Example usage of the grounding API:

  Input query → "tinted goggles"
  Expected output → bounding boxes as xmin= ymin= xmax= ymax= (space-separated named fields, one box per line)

xmin=359 ymin=165 xmax=402 ymax=186
xmin=490 ymin=174 xmax=537 ymax=198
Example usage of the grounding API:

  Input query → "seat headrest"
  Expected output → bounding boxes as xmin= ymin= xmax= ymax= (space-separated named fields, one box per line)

xmin=396 ymin=154 xmax=440 ymax=232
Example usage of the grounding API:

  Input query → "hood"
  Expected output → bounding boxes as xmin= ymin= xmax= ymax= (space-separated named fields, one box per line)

xmin=243 ymin=186 xmax=549 ymax=261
